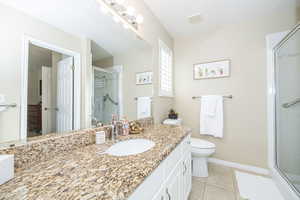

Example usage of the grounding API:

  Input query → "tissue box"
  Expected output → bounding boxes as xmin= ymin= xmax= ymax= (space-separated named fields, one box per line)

xmin=0 ymin=155 xmax=14 ymax=185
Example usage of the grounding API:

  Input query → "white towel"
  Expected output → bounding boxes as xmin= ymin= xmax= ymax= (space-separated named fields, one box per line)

xmin=137 ymin=97 xmax=151 ymax=119
xmin=200 ymin=95 xmax=224 ymax=138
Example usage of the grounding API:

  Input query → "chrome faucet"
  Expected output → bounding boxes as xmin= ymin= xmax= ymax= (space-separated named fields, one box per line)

xmin=92 ymin=117 xmax=103 ymax=127
xmin=111 ymin=115 xmax=119 ymax=142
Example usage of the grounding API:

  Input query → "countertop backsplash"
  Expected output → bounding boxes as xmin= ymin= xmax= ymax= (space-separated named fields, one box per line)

xmin=0 ymin=117 xmax=154 ymax=171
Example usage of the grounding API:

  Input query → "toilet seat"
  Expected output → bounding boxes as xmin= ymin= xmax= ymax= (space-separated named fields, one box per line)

xmin=191 ymin=138 xmax=215 ymax=149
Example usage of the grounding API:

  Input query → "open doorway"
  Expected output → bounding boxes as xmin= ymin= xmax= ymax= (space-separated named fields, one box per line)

xmin=27 ymin=43 xmax=74 ymax=137
xmin=21 ymin=36 xmax=81 ymax=140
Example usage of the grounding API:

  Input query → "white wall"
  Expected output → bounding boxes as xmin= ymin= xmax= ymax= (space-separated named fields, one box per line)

xmin=93 ymin=57 xmax=114 ymax=68
xmin=174 ymin=8 xmax=298 ymax=168
xmin=0 ymin=3 xmax=90 ymax=142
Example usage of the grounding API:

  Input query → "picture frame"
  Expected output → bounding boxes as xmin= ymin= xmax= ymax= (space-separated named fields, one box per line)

xmin=193 ymin=59 xmax=230 ymax=80
xmin=136 ymin=71 xmax=153 ymax=85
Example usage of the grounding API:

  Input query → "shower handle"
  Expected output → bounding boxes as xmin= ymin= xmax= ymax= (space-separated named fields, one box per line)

xmin=282 ymin=98 xmax=300 ymax=108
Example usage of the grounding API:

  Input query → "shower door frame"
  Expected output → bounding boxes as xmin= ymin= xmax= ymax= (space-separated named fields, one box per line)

xmin=267 ymin=26 xmax=300 ymax=200
xmin=92 ymin=66 xmax=123 ymax=120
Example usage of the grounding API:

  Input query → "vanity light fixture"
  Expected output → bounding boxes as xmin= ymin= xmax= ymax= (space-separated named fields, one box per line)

xmin=97 ymin=0 xmax=144 ymax=35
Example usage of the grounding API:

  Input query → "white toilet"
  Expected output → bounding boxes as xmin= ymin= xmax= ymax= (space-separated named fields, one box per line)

xmin=191 ymin=138 xmax=216 ymax=177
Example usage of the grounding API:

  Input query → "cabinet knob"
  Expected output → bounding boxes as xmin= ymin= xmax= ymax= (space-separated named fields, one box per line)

xmin=183 ymin=161 xmax=187 ymax=175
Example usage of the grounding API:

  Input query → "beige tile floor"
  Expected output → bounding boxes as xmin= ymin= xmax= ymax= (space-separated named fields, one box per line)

xmin=189 ymin=163 xmax=247 ymax=200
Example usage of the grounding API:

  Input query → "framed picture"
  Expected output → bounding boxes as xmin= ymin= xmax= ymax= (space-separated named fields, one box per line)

xmin=136 ymin=71 xmax=153 ymax=85
xmin=193 ymin=59 xmax=230 ymax=80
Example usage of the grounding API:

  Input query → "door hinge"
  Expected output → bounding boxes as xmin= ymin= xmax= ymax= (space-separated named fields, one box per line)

xmin=71 ymin=65 xmax=75 ymax=71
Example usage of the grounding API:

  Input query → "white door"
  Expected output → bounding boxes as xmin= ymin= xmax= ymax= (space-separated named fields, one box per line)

xmin=42 ymin=66 xmax=52 ymax=134
xmin=57 ymin=57 xmax=73 ymax=133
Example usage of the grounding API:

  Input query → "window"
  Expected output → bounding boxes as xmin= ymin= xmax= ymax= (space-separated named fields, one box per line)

xmin=159 ymin=40 xmax=173 ymax=97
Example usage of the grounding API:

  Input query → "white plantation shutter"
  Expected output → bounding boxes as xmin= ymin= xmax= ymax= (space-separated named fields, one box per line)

xmin=159 ymin=40 xmax=173 ymax=97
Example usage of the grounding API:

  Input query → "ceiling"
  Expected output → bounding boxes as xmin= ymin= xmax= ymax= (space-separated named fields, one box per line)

xmin=143 ymin=0 xmax=299 ymax=38
xmin=0 ymin=0 xmax=147 ymax=55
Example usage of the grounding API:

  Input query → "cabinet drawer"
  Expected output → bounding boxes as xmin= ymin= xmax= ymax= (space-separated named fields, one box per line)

xmin=129 ymin=160 xmax=165 ymax=200
xmin=181 ymin=134 xmax=191 ymax=155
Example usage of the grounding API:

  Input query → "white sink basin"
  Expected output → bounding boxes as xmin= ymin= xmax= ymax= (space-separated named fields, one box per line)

xmin=106 ymin=139 xmax=155 ymax=156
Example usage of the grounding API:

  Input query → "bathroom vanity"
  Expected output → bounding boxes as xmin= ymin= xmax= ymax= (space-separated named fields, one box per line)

xmin=129 ymin=133 xmax=191 ymax=200
xmin=0 ymin=125 xmax=191 ymax=200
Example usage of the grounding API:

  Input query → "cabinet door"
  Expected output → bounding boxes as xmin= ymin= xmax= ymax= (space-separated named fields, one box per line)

xmin=165 ymin=163 xmax=182 ymax=200
xmin=152 ymin=186 xmax=165 ymax=200
xmin=182 ymin=153 xmax=192 ymax=200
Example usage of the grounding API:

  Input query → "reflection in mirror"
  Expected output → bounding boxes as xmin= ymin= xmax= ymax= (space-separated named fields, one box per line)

xmin=91 ymin=41 xmax=153 ymax=126
xmin=27 ymin=44 xmax=74 ymax=138
xmin=0 ymin=2 xmax=153 ymax=146
xmin=91 ymin=42 xmax=119 ymax=126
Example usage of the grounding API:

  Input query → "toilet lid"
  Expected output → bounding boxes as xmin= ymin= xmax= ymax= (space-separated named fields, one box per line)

xmin=191 ymin=138 xmax=215 ymax=149
xmin=163 ymin=118 xmax=182 ymax=125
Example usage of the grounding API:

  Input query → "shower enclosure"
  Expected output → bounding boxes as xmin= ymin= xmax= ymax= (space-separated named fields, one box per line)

xmin=268 ymin=23 xmax=300 ymax=200
xmin=92 ymin=67 xmax=119 ymax=125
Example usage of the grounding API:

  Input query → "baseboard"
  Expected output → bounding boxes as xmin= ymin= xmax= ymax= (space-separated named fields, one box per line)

xmin=286 ymin=173 xmax=300 ymax=183
xmin=208 ymin=158 xmax=270 ymax=176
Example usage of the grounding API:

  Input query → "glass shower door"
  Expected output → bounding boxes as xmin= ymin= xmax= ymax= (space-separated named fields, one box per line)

xmin=275 ymin=24 xmax=300 ymax=196
xmin=92 ymin=68 xmax=119 ymax=125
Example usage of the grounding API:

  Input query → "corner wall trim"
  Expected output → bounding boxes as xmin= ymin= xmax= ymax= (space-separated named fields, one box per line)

xmin=208 ymin=158 xmax=270 ymax=176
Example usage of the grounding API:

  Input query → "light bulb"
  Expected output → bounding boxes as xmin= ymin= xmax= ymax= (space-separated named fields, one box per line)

xmin=100 ymin=5 xmax=109 ymax=14
xmin=123 ymin=23 xmax=129 ymax=29
xmin=113 ymin=15 xmax=120 ymax=23
xmin=126 ymin=6 xmax=135 ymax=16
xmin=136 ymin=14 xmax=144 ymax=24
xmin=104 ymin=0 xmax=112 ymax=4
xmin=116 ymin=0 xmax=125 ymax=5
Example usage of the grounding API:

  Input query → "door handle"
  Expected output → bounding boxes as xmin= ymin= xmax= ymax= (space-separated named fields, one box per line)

xmin=282 ymin=98 xmax=300 ymax=108
xmin=183 ymin=161 xmax=187 ymax=175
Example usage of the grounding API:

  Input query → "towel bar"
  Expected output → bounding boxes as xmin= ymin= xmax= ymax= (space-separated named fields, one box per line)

xmin=192 ymin=95 xmax=233 ymax=100
xmin=0 ymin=103 xmax=17 ymax=108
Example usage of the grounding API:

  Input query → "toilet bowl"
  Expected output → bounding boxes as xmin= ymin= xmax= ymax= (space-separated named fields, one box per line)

xmin=191 ymin=138 xmax=216 ymax=177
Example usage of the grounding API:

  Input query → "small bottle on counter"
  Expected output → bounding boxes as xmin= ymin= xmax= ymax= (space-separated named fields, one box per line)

xmin=122 ymin=117 xmax=130 ymax=136
xmin=95 ymin=131 xmax=106 ymax=144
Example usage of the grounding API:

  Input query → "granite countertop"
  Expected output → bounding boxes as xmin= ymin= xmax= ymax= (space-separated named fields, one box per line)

xmin=0 ymin=125 xmax=190 ymax=200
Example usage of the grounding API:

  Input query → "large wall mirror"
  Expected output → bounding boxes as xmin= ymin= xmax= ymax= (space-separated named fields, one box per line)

xmin=91 ymin=41 xmax=153 ymax=126
xmin=0 ymin=1 xmax=153 ymax=147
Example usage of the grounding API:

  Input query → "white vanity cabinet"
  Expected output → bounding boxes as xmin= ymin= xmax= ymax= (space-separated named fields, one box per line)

xmin=129 ymin=134 xmax=191 ymax=200
xmin=165 ymin=161 xmax=183 ymax=200
xmin=182 ymin=152 xmax=192 ymax=200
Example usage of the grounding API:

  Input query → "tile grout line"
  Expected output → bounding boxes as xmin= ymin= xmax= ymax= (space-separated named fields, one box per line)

xmin=202 ymin=181 xmax=207 ymax=200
